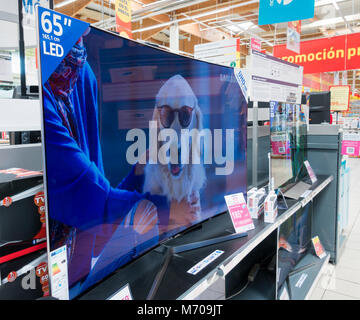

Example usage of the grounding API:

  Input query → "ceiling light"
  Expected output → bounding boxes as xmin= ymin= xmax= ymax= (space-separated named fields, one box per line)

xmin=315 ymin=0 xmax=346 ymax=7
xmin=237 ymin=21 xmax=254 ymax=29
xmin=303 ymin=13 xmax=360 ymax=29
xmin=332 ymin=0 xmax=340 ymax=10
xmin=133 ymin=0 xmax=258 ymax=33
xmin=55 ymin=0 xmax=77 ymax=8
xmin=226 ymin=25 xmax=241 ymax=32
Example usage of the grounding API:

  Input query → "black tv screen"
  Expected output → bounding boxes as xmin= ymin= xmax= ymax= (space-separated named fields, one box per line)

xmin=38 ymin=8 xmax=247 ymax=299
xmin=304 ymin=92 xmax=331 ymax=124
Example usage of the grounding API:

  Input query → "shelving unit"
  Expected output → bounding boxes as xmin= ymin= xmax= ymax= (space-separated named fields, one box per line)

xmin=81 ymin=175 xmax=333 ymax=301
xmin=286 ymin=252 xmax=330 ymax=300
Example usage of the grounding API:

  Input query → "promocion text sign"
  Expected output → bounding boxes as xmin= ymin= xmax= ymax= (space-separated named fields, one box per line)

xmin=273 ymin=33 xmax=360 ymax=74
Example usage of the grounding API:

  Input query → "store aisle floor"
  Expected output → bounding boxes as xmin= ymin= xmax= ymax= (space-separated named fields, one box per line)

xmin=310 ymin=157 xmax=360 ymax=300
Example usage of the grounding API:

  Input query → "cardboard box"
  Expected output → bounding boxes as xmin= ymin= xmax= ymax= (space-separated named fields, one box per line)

xmin=0 ymin=249 xmax=49 ymax=299
xmin=0 ymin=168 xmax=46 ymax=264
xmin=248 ymin=188 xmax=266 ymax=219
xmin=264 ymin=192 xmax=278 ymax=224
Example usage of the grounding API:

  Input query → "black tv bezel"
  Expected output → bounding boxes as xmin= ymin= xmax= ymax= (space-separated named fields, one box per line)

xmin=37 ymin=18 xmax=248 ymax=300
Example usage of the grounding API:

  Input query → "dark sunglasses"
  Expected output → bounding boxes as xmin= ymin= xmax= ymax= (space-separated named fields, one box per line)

xmin=158 ymin=105 xmax=194 ymax=128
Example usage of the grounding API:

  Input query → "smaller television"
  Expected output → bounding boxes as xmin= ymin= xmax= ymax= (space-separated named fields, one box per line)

xmin=302 ymin=92 xmax=331 ymax=124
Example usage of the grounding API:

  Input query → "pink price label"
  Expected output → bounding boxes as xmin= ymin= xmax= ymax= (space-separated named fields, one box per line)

xmin=228 ymin=204 xmax=253 ymax=230
xmin=251 ymin=38 xmax=261 ymax=51
xmin=271 ymin=140 xmax=291 ymax=156
xmin=225 ymin=193 xmax=254 ymax=233
xmin=342 ymin=140 xmax=360 ymax=156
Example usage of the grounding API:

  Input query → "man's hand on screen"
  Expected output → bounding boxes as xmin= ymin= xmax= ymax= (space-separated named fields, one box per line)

xmin=168 ymin=191 xmax=201 ymax=230
xmin=133 ymin=199 xmax=159 ymax=234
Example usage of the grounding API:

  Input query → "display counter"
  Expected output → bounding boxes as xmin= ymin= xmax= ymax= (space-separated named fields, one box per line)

xmin=81 ymin=175 xmax=333 ymax=300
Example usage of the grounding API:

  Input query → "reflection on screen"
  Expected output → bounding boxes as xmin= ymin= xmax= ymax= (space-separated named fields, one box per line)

xmin=41 ymin=27 xmax=247 ymax=299
xmin=270 ymin=102 xmax=307 ymax=189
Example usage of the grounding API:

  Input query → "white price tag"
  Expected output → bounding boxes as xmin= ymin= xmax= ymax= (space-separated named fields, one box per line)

xmin=295 ymin=273 xmax=308 ymax=288
xmin=187 ymin=250 xmax=224 ymax=276
xmin=304 ymin=160 xmax=317 ymax=184
xmin=300 ymin=190 xmax=312 ymax=206
xmin=279 ymin=286 xmax=290 ymax=300
xmin=108 ymin=283 xmax=133 ymax=300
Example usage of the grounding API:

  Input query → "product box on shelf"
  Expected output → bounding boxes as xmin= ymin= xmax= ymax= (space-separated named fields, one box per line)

xmin=0 ymin=168 xmax=47 ymax=264
xmin=246 ymin=187 xmax=257 ymax=207
xmin=0 ymin=249 xmax=49 ymax=299
xmin=264 ymin=191 xmax=278 ymax=224
xmin=248 ymin=188 xmax=266 ymax=219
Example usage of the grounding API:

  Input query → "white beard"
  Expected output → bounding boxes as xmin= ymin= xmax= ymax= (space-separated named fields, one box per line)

xmin=143 ymin=162 xmax=206 ymax=203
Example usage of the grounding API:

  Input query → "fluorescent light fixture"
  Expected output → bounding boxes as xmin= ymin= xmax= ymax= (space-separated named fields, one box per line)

xmin=225 ymin=21 xmax=254 ymax=33
xmin=303 ymin=13 xmax=360 ymax=28
xmin=237 ymin=21 xmax=254 ymax=29
xmin=133 ymin=0 xmax=258 ymax=33
xmin=315 ymin=0 xmax=346 ymax=7
xmin=55 ymin=0 xmax=77 ymax=8
xmin=226 ymin=25 xmax=241 ymax=32
xmin=332 ymin=0 xmax=340 ymax=10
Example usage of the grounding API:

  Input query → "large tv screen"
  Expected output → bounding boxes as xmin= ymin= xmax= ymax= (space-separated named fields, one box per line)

xmin=38 ymin=8 xmax=247 ymax=299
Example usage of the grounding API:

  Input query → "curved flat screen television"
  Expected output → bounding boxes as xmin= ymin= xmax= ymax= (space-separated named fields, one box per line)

xmin=38 ymin=8 xmax=247 ymax=299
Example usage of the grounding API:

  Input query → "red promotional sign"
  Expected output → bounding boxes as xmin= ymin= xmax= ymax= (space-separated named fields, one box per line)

xmin=251 ymin=38 xmax=262 ymax=52
xmin=288 ymin=21 xmax=301 ymax=34
xmin=273 ymin=33 xmax=360 ymax=73
xmin=115 ymin=0 xmax=132 ymax=39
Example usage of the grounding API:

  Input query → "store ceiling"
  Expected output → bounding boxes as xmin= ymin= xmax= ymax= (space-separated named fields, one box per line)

xmin=53 ymin=0 xmax=360 ymax=88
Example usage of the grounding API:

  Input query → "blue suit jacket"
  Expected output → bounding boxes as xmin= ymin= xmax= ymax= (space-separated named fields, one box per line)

xmin=43 ymin=62 xmax=162 ymax=296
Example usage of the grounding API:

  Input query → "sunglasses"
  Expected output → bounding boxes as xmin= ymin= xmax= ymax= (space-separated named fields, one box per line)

xmin=158 ymin=105 xmax=194 ymax=128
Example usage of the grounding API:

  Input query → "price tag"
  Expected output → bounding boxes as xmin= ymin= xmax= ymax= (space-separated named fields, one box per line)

xmin=279 ymin=286 xmax=290 ymax=300
xmin=108 ymin=283 xmax=133 ymax=300
xmin=224 ymin=193 xmax=255 ymax=233
xmin=187 ymin=250 xmax=224 ymax=276
xmin=300 ymin=190 xmax=312 ymax=206
xmin=304 ymin=160 xmax=317 ymax=184
xmin=312 ymin=236 xmax=326 ymax=259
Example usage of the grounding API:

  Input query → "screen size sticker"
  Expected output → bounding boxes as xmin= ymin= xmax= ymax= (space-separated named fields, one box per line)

xmin=187 ymin=250 xmax=224 ymax=276
xmin=37 ymin=6 xmax=89 ymax=85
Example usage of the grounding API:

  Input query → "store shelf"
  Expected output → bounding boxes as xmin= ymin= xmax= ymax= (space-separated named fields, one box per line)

xmin=287 ymin=252 xmax=330 ymax=300
xmin=0 ymin=99 xmax=41 ymax=132
xmin=0 ymin=143 xmax=42 ymax=170
xmin=228 ymin=269 xmax=276 ymax=300
xmin=81 ymin=175 xmax=333 ymax=301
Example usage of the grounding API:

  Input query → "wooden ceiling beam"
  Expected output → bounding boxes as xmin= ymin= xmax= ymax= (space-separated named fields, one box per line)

xmin=177 ymin=3 xmax=259 ymax=26
xmin=132 ymin=0 xmax=231 ymax=43
xmin=175 ymin=0 xmax=254 ymax=16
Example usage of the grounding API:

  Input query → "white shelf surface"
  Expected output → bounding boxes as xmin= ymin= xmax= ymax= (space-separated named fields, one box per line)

xmin=0 ymin=99 xmax=41 ymax=131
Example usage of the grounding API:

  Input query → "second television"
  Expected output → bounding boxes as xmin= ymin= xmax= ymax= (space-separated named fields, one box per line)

xmin=39 ymin=9 xmax=247 ymax=299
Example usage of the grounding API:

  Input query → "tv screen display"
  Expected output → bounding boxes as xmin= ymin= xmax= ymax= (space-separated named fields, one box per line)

xmin=38 ymin=9 xmax=247 ymax=299
xmin=270 ymin=102 xmax=307 ymax=190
